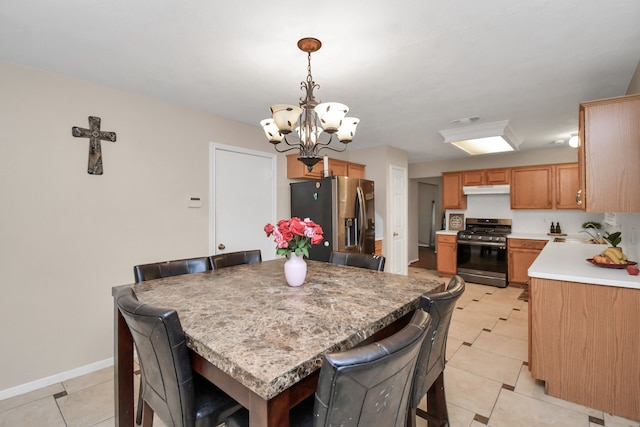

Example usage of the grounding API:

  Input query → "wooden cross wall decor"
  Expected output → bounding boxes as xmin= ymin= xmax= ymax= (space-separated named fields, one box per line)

xmin=72 ymin=116 xmax=117 ymax=175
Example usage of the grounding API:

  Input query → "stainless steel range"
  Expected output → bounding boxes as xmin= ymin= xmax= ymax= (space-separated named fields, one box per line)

xmin=456 ymin=218 xmax=512 ymax=288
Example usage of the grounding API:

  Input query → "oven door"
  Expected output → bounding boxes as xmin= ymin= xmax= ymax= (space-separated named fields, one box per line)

xmin=456 ymin=240 xmax=508 ymax=287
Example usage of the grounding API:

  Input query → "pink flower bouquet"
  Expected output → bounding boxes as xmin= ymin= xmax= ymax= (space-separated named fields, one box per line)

xmin=264 ymin=217 xmax=324 ymax=259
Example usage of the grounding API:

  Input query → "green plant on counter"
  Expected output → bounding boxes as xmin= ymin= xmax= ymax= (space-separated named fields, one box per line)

xmin=604 ymin=231 xmax=622 ymax=247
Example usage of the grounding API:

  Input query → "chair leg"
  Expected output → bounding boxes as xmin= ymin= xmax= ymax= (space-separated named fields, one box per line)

xmin=135 ymin=385 xmax=143 ymax=425
xmin=425 ymin=372 xmax=448 ymax=427
xmin=415 ymin=372 xmax=449 ymax=427
xmin=406 ymin=407 xmax=417 ymax=427
xmin=141 ymin=401 xmax=154 ymax=427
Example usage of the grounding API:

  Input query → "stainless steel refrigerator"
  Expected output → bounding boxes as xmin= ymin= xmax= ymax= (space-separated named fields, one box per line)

xmin=290 ymin=176 xmax=375 ymax=262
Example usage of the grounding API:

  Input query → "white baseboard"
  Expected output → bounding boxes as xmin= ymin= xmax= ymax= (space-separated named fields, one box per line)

xmin=0 ymin=358 xmax=114 ymax=401
xmin=408 ymin=258 xmax=419 ymax=264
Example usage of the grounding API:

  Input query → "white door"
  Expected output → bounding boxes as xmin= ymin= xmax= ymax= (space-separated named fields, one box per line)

xmin=210 ymin=144 xmax=276 ymax=260
xmin=389 ymin=165 xmax=408 ymax=275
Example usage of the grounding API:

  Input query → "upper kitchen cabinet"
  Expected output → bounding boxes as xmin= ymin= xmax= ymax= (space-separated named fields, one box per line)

xmin=554 ymin=163 xmax=580 ymax=209
xmin=578 ymin=93 xmax=640 ymax=212
xmin=511 ymin=166 xmax=553 ymax=209
xmin=463 ymin=168 xmax=510 ymax=186
xmin=442 ymin=172 xmax=467 ymax=209
xmin=286 ymin=154 xmax=366 ymax=179
xmin=511 ymin=163 xmax=580 ymax=210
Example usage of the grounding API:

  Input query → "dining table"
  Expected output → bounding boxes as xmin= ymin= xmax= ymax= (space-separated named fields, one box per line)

xmin=113 ymin=258 xmax=444 ymax=427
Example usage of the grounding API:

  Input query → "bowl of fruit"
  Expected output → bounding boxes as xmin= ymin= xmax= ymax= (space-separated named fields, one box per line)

xmin=588 ymin=232 xmax=637 ymax=269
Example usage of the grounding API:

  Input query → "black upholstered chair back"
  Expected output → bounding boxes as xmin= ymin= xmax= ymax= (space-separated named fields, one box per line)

xmin=314 ymin=309 xmax=431 ymax=427
xmin=226 ymin=309 xmax=432 ymax=427
xmin=210 ymin=249 xmax=262 ymax=269
xmin=409 ymin=275 xmax=465 ymax=419
xmin=328 ymin=251 xmax=386 ymax=271
xmin=116 ymin=288 xmax=196 ymax=427
xmin=133 ymin=257 xmax=212 ymax=283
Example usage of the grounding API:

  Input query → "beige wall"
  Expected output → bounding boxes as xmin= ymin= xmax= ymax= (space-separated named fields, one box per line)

xmin=0 ymin=61 xmax=396 ymax=394
xmin=0 ymin=61 xmax=291 ymax=392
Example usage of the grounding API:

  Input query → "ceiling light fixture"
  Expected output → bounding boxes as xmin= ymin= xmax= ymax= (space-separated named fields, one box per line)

xmin=260 ymin=38 xmax=359 ymax=171
xmin=568 ymin=133 xmax=579 ymax=148
xmin=439 ymin=120 xmax=522 ymax=155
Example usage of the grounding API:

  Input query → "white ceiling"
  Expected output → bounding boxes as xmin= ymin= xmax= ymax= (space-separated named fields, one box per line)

xmin=1 ymin=0 xmax=639 ymax=163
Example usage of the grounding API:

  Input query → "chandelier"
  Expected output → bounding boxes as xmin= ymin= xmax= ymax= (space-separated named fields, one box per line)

xmin=260 ymin=38 xmax=360 ymax=172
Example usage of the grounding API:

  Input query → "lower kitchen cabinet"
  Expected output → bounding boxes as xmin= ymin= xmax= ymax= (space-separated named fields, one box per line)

xmin=507 ymin=238 xmax=547 ymax=285
xmin=530 ymin=277 xmax=640 ymax=421
xmin=436 ymin=234 xmax=457 ymax=276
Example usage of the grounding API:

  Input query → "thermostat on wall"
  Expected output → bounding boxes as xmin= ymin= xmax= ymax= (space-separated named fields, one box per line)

xmin=188 ymin=196 xmax=202 ymax=208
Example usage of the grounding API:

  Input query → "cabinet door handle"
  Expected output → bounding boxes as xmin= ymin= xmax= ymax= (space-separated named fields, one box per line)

xmin=576 ymin=189 xmax=583 ymax=206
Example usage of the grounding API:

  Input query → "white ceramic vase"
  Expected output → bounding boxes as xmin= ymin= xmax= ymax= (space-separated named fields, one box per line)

xmin=284 ymin=252 xmax=307 ymax=287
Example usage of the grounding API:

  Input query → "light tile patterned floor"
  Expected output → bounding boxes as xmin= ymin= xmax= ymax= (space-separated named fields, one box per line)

xmin=1 ymin=268 xmax=639 ymax=427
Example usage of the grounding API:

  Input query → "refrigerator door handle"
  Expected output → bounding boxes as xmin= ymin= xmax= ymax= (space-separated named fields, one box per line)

xmin=356 ymin=185 xmax=366 ymax=251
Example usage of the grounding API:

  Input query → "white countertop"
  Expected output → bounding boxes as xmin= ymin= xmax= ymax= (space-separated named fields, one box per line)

xmin=436 ymin=230 xmax=458 ymax=236
xmin=528 ymin=241 xmax=640 ymax=290
xmin=508 ymin=233 xmax=556 ymax=240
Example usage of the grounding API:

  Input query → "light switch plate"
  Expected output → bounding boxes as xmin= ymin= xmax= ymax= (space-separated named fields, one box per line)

xmin=188 ymin=196 xmax=202 ymax=208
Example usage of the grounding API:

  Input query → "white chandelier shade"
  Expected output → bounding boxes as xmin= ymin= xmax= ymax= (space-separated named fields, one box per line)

xmin=260 ymin=38 xmax=359 ymax=171
xmin=314 ymin=102 xmax=348 ymax=133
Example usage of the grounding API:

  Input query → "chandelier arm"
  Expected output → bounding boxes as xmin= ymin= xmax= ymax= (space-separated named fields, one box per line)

xmin=317 ymin=144 xmax=348 ymax=153
xmin=270 ymin=135 xmax=306 ymax=153
xmin=271 ymin=144 xmax=303 ymax=154
xmin=313 ymin=135 xmax=348 ymax=153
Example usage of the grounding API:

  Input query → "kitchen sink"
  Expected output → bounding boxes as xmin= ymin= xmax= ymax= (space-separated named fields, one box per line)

xmin=553 ymin=237 xmax=603 ymax=244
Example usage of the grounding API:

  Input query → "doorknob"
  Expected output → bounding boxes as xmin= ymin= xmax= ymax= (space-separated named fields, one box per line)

xmin=218 ymin=243 xmax=226 ymax=250
xmin=393 ymin=232 xmax=399 ymax=237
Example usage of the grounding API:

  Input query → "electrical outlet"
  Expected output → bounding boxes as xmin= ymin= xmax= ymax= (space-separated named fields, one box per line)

xmin=604 ymin=212 xmax=617 ymax=226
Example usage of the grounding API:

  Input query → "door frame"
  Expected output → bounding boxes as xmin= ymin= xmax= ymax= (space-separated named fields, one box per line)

xmin=209 ymin=143 xmax=277 ymax=255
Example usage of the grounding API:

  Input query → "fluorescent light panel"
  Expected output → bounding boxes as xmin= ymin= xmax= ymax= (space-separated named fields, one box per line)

xmin=440 ymin=120 xmax=522 ymax=155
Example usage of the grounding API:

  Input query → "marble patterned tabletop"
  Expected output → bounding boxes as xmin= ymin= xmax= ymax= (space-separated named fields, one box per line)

xmin=132 ymin=259 xmax=444 ymax=400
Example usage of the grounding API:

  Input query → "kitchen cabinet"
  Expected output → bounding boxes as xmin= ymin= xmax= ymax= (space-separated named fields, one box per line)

xmin=530 ymin=277 xmax=640 ymax=421
xmin=510 ymin=163 xmax=579 ymax=210
xmin=346 ymin=162 xmax=366 ymax=178
xmin=578 ymin=93 xmax=640 ymax=212
xmin=286 ymin=155 xmax=366 ymax=179
xmin=511 ymin=166 xmax=553 ymax=209
xmin=436 ymin=234 xmax=457 ymax=276
xmin=374 ymin=239 xmax=383 ymax=257
xmin=463 ymin=168 xmax=510 ymax=186
xmin=507 ymin=238 xmax=547 ymax=285
xmin=554 ymin=163 xmax=580 ymax=209
xmin=442 ymin=172 xmax=466 ymax=209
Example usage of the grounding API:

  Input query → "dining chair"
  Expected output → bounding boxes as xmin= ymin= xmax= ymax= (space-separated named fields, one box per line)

xmin=225 ymin=308 xmax=432 ymax=427
xmin=132 ymin=256 xmax=214 ymax=424
xmin=116 ymin=287 xmax=242 ymax=427
xmin=210 ymin=249 xmax=262 ymax=269
xmin=407 ymin=275 xmax=465 ymax=427
xmin=328 ymin=251 xmax=386 ymax=271
xmin=133 ymin=256 xmax=212 ymax=282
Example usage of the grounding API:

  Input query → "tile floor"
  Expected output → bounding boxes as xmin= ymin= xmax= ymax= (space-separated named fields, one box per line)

xmin=1 ymin=268 xmax=639 ymax=427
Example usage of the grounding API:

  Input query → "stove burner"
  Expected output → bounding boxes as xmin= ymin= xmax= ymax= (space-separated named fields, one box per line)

xmin=457 ymin=218 xmax=512 ymax=244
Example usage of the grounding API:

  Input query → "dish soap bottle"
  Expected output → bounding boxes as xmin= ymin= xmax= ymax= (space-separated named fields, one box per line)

xmin=550 ymin=222 xmax=555 ymax=234
xmin=556 ymin=222 xmax=562 ymax=234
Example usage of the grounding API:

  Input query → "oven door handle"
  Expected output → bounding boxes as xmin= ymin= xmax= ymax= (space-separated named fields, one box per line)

xmin=457 ymin=240 xmax=506 ymax=248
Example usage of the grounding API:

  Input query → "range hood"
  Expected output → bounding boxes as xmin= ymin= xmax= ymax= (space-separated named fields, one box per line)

xmin=463 ymin=184 xmax=510 ymax=195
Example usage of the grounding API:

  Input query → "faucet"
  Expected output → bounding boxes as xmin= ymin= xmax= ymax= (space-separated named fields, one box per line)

xmin=580 ymin=226 xmax=606 ymax=244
